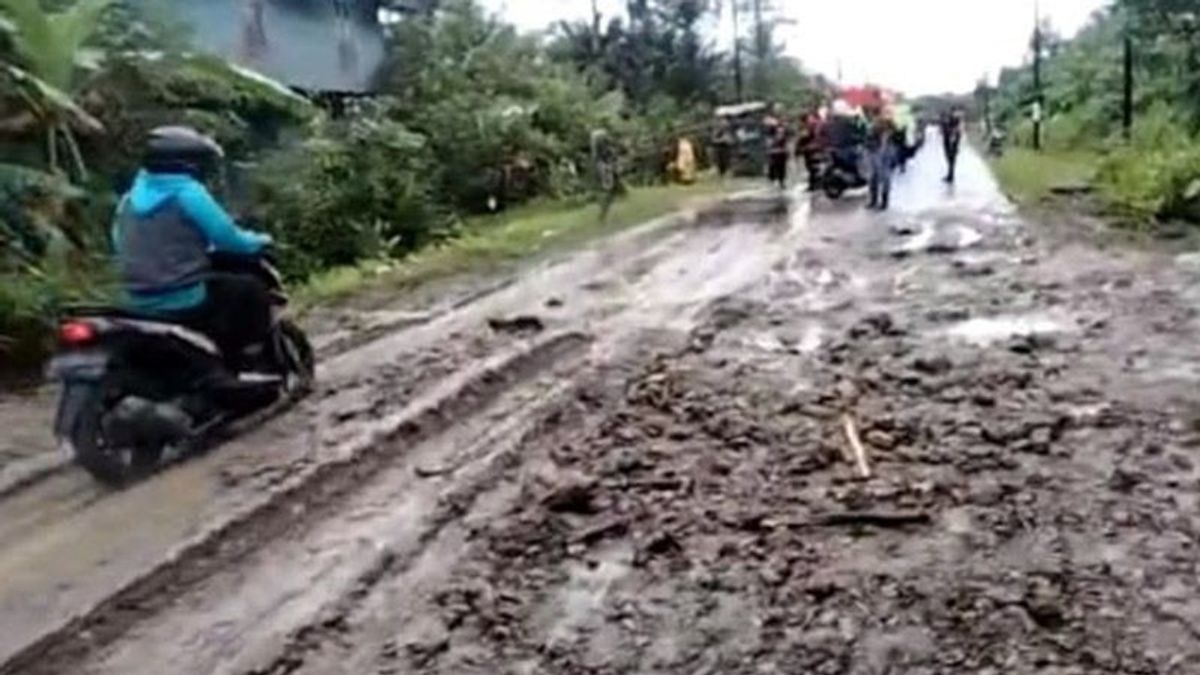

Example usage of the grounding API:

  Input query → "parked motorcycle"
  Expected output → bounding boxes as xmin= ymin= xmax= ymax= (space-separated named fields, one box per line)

xmin=47 ymin=254 xmax=314 ymax=486
xmin=822 ymin=147 xmax=869 ymax=199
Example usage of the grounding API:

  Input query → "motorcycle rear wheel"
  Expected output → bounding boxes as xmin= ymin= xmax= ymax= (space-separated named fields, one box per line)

xmin=66 ymin=385 xmax=160 ymax=487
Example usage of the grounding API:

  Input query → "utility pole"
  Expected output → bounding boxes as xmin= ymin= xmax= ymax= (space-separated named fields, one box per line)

xmin=1123 ymin=25 xmax=1134 ymax=140
xmin=753 ymin=0 xmax=764 ymax=61
xmin=732 ymin=0 xmax=743 ymax=102
xmin=1032 ymin=0 xmax=1043 ymax=151
xmin=591 ymin=0 xmax=601 ymax=58
xmin=981 ymin=75 xmax=993 ymax=135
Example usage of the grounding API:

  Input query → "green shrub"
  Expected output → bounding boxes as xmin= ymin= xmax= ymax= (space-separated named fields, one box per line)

xmin=1096 ymin=104 xmax=1200 ymax=223
xmin=0 ymin=252 xmax=113 ymax=371
xmin=249 ymin=116 xmax=450 ymax=279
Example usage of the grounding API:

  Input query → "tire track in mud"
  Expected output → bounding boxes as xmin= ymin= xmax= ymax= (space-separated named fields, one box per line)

xmin=241 ymin=382 xmax=583 ymax=675
xmin=0 ymin=191 xmax=803 ymax=674
xmin=0 ymin=330 xmax=591 ymax=675
xmin=259 ymin=342 xmax=667 ymax=675
xmin=0 ymin=189 xmax=777 ymax=507
xmin=0 ymin=279 xmax=512 ymax=508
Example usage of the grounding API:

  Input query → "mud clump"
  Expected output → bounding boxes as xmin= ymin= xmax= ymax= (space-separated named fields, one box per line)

xmin=487 ymin=315 xmax=545 ymax=334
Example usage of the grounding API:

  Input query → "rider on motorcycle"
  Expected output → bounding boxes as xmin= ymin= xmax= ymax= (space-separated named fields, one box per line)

xmin=112 ymin=126 xmax=273 ymax=367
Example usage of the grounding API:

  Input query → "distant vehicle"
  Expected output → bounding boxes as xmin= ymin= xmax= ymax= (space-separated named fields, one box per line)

xmin=47 ymin=254 xmax=314 ymax=486
xmin=715 ymin=101 xmax=770 ymax=177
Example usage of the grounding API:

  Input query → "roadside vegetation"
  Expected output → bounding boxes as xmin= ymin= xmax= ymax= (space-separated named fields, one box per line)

xmin=0 ymin=0 xmax=822 ymax=374
xmin=991 ymin=148 xmax=1100 ymax=205
xmin=294 ymin=177 xmax=744 ymax=310
xmin=985 ymin=0 xmax=1200 ymax=227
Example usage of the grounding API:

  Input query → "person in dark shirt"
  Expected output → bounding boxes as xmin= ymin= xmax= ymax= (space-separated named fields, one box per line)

xmin=941 ymin=107 xmax=965 ymax=184
xmin=712 ymin=119 xmax=735 ymax=178
xmin=764 ymin=111 xmax=791 ymax=189
xmin=796 ymin=110 xmax=825 ymax=191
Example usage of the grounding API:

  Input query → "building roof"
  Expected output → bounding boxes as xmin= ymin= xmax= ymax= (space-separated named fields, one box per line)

xmin=160 ymin=0 xmax=389 ymax=93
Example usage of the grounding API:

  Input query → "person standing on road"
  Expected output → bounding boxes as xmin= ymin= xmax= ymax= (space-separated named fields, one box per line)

xmin=764 ymin=110 xmax=790 ymax=189
xmin=590 ymin=127 xmax=622 ymax=223
xmin=941 ymin=107 xmax=965 ymax=184
xmin=796 ymin=109 xmax=825 ymax=192
xmin=866 ymin=108 xmax=897 ymax=211
xmin=712 ymin=119 xmax=735 ymax=178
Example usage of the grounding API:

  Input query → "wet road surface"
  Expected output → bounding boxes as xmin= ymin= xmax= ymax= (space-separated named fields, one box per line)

xmin=6 ymin=140 xmax=1200 ymax=674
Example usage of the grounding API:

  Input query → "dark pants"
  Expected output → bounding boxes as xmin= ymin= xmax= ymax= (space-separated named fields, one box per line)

xmin=801 ymin=150 xmax=822 ymax=189
xmin=176 ymin=274 xmax=272 ymax=368
xmin=715 ymin=145 xmax=732 ymax=177
xmin=869 ymin=146 xmax=895 ymax=209
xmin=768 ymin=152 xmax=788 ymax=187
xmin=944 ymin=140 xmax=960 ymax=183
xmin=893 ymin=132 xmax=909 ymax=172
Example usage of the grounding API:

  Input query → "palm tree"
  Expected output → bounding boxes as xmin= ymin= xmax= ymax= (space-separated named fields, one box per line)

xmin=0 ymin=0 xmax=111 ymax=182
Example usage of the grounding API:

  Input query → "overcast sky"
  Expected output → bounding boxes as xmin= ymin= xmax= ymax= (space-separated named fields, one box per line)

xmin=482 ymin=0 xmax=1110 ymax=95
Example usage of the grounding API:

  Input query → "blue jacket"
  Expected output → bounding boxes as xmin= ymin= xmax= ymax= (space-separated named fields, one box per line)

xmin=112 ymin=171 xmax=271 ymax=312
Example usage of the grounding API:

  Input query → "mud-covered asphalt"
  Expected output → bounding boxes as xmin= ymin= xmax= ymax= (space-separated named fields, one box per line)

xmin=6 ymin=139 xmax=1200 ymax=674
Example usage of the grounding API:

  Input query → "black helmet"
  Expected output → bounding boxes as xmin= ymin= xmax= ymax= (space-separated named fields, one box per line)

xmin=142 ymin=126 xmax=224 ymax=178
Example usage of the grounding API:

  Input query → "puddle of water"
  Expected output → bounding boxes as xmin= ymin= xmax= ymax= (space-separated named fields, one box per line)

xmin=797 ymin=325 xmax=824 ymax=353
xmin=894 ymin=222 xmax=984 ymax=256
xmin=743 ymin=324 xmax=824 ymax=355
xmin=951 ymin=225 xmax=984 ymax=250
xmin=544 ymin=544 xmax=632 ymax=647
xmin=944 ymin=313 xmax=1067 ymax=346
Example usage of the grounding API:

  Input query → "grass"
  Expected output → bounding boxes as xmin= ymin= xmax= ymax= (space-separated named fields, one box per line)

xmin=294 ymin=177 xmax=745 ymax=311
xmin=990 ymin=147 xmax=1102 ymax=206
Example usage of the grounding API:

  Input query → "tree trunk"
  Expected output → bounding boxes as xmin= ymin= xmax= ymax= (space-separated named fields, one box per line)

xmin=732 ymin=0 xmax=743 ymax=102
xmin=62 ymin=124 xmax=89 ymax=183
xmin=46 ymin=126 xmax=60 ymax=175
xmin=1123 ymin=33 xmax=1134 ymax=141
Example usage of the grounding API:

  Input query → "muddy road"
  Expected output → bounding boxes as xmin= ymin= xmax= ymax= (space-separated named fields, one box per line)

xmin=6 ymin=142 xmax=1200 ymax=674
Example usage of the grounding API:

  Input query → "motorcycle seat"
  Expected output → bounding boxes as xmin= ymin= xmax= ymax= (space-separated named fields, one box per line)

xmin=62 ymin=309 xmax=222 ymax=357
xmin=64 ymin=304 xmax=168 ymax=321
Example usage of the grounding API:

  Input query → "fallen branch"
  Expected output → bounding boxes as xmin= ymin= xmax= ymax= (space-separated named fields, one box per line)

xmin=413 ymin=464 xmax=456 ymax=478
xmin=572 ymin=518 xmax=629 ymax=545
xmin=813 ymin=510 xmax=931 ymax=528
xmin=841 ymin=413 xmax=872 ymax=480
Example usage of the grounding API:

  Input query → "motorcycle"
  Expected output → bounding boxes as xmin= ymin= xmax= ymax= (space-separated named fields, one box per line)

xmin=822 ymin=146 xmax=869 ymax=199
xmin=47 ymin=254 xmax=315 ymax=486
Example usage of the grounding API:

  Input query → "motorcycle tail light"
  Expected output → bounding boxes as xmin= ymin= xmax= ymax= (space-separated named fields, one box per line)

xmin=59 ymin=320 xmax=97 ymax=345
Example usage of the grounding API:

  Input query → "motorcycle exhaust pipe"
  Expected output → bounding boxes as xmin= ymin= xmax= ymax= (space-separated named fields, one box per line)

xmin=105 ymin=397 xmax=193 ymax=449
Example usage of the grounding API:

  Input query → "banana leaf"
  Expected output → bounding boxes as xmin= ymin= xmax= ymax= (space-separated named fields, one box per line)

xmin=1 ymin=62 xmax=103 ymax=133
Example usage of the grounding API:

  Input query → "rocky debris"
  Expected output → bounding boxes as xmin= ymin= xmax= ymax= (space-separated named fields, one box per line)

xmin=926 ymin=307 xmax=971 ymax=323
xmin=911 ymin=354 xmax=953 ymax=376
xmin=487 ymin=315 xmax=545 ymax=334
xmin=539 ymin=473 xmax=600 ymax=514
xmin=401 ymin=298 xmax=1194 ymax=673
xmin=953 ymin=257 xmax=996 ymax=278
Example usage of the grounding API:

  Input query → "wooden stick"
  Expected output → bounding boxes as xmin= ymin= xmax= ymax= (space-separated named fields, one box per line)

xmin=841 ymin=413 xmax=872 ymax=480
xmin=814 ymin=510 xmax=930 ymax=528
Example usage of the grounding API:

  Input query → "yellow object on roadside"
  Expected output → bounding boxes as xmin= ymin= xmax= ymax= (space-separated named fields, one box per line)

xmin=675 ymin=137 xmax=696 ymax=184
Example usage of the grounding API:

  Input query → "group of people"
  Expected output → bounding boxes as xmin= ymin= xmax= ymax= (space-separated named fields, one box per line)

xmin=712 ymin=100 xmax=967 ymax=212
